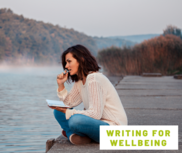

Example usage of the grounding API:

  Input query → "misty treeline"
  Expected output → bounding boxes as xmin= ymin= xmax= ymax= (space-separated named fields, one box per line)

xmin=97 ymin=33 xmax=182 ymax=76
xmin=0 ymin=8 xmax=97 ymax=65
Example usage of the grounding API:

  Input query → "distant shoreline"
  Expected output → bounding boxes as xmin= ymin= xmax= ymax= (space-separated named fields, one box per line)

xmin=0 ymin=63 xmax=61 ymax=69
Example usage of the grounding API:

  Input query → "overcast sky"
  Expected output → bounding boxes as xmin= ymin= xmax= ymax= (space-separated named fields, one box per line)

xmin=1 ymin=0 xmax=182 ymax=37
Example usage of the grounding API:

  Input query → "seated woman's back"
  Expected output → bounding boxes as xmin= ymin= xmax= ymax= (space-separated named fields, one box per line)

xmin=78 ymin=71 xmax=128 ymax=125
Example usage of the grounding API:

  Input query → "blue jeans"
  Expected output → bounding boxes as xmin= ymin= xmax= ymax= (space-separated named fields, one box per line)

xmin=53 ymin=109 xmax=109 ymax=143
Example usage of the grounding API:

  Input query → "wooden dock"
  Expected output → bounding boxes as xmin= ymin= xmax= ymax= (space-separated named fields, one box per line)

xmin=46 ymin=75 xmax=182 ymax=153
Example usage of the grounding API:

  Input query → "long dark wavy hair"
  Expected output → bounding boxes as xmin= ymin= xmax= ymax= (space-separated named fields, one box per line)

xmin=61 ymin=44 xmax=101 ymax=83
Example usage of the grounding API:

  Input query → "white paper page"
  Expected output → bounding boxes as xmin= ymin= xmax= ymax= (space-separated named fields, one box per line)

xmin=46 ymin=99 xmax=70 ymax=108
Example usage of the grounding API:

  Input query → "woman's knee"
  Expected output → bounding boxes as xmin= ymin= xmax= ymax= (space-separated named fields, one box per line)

xmin=68 ymin=114 xmax=83 ymax=131
xmin=53 ymin=109 xmax=65 ymax=120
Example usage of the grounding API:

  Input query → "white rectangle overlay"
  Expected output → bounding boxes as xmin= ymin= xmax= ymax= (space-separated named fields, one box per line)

xmin=100 ymin=125 xmax=178 ymax=150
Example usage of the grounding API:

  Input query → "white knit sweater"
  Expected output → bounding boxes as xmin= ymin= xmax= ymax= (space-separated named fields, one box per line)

xmin=57 ymin=72 xmax=128 ymax=125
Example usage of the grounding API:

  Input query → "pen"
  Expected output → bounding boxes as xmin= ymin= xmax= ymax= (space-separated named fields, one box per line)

xmin=63 ymin=69 xmax=70 ymax=75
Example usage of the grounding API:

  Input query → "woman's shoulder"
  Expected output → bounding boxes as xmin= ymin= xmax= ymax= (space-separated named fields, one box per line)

xmin=87 ymin=71 xmax=110 ymax=83
xmin=87 ymin=71 xmax=102 ymax=79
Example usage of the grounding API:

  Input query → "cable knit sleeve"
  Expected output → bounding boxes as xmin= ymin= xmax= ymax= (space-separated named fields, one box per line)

xmin=57 ymin=82 xmax=82 ymax=108
xmin=65 ymin=80 xmax=106 ymax=120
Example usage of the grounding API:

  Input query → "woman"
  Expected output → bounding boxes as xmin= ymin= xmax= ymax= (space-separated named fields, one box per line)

xmin=49 ymin=44 xmax=127 ymax=145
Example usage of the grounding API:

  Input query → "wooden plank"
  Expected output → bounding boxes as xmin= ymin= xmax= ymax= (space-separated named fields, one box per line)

xmin=142 ymin=73 xmax=162 ymax=77
xmin=174 ymin=74 xmax=182 ymax=79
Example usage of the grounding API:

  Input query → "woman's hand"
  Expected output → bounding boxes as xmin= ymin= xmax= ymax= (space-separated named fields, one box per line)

xmin=57 ymin=70 xmax=69 ymax=86
xmin=48 ymin=106 xmax=67 ymax=113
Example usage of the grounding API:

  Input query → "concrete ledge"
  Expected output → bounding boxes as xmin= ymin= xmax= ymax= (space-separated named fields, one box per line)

xmin=174 ymin=74 xmax=182 ymax=79
xmin=46 ymin=138 xmax=55 ymax=153
xmin=142 ymin=73 xmax=162 ymax=77
xmin=46 ymin=135 xmax=123 ymax=153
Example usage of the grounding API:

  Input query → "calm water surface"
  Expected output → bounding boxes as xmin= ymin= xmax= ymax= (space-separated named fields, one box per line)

xmin=0 ymin=66 xmax=85 ymax=153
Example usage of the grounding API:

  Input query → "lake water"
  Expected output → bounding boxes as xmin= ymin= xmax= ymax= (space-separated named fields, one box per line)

xmin=0 ymin=66 xmax=86 ymax=153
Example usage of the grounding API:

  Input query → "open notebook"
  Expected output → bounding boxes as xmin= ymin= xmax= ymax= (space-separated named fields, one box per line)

xmin=46 ymin=99 xmax=70 ymax=108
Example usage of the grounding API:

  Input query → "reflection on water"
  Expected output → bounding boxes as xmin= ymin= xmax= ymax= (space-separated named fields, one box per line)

xmin=0 ymin=66 xmax=84 ymax=153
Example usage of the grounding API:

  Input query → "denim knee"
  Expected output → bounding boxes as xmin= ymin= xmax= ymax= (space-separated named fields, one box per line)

xmin=68 ymin=114 xmax=83 ymax=132
xmin=53 ymin=109 xmax=65 ymax=120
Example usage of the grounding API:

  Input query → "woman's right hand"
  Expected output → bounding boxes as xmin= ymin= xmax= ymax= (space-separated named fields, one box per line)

xmin=57 ymin=70 xmax=69 ymax=86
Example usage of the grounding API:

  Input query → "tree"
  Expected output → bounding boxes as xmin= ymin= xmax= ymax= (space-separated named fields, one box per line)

xmin=163 ymin=25 xmax=182 ymax=39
